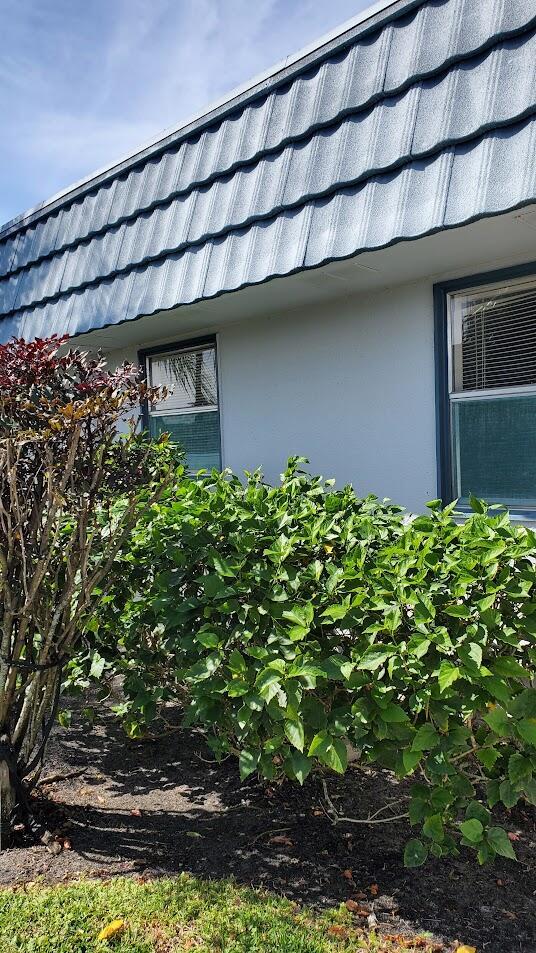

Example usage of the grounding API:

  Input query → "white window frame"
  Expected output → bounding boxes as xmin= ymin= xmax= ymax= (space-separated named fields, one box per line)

xmin=447 ymin=274 xmax=536 ymax=403
xmin=141 ymin=337 xmax=222 ymax=470
xmin=445 ymin=272 xmax=536 ymax=515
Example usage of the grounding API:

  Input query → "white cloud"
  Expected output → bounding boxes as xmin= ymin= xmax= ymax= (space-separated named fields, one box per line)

xmin=0 ymin=0 xmax=373 ymax=225
xmin=14 ymin=112 xmax=160 ymax=180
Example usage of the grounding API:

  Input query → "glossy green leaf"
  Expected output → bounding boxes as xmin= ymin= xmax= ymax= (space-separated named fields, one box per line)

xmin=379 ymin=702 xmax=409 ymax=723
xmin=492 ymin=657 xmax=527 ymax=681
xmin=211 ymin=554 xmax=237 ymax=578
xmin=357 ymin=645 xmax=397 ymax=671
xmin=287 ymin=750 xmax=312 ymax=785
xmin=321 ymin=737 xmax=348 ymax=774
xmin=487 ymin=826 xmax=516 ymax=860
xmin=239 ymin=749 xmax=260 ymax=780
xmin=460 ymin=818 xmax=483 ymax=843
xmin=476 ymin=747 xmax=501 ymax=771
xmin=499 ymin=779 xmax=519 ymax=808
xmin=484 ymin=706 xmax=511 ymax=737
xmin=284 ymin=717 xmax=305 ymax=752
xmin=517 ymin=718 xmax=536 ymax=746
xmin=411 ymin=724 xmax=440 ymax=751
xmin=404 ymin=839 xmax=428 ymax=867
xmin=438 ymin=662 xmax=460 ymax=693
xmin=423 ymin=814 xmax=444 ymax=843
xmin=459 ymin=641 xmax=483 ymax=670
xmin=508 ymin=753 xmax=532 ymax=786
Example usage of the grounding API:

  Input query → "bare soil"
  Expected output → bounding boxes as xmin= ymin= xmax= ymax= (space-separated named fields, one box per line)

xmin=1 ymin=702 xmax=535 ymax=952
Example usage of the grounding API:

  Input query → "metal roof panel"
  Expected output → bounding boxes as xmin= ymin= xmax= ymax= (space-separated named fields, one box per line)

xmin=2 ymin=0 xmax=536 ymax=339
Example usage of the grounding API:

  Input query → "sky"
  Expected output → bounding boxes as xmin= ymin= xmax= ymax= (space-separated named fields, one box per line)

xmin=0 ymin=0 xmax=376 ymax=227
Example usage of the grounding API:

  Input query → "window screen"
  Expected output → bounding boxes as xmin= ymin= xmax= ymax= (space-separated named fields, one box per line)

xmin=147 ymin=342 xmax=221 ymax=472
xmin=449 ymin=277 xmax=536 ymax=510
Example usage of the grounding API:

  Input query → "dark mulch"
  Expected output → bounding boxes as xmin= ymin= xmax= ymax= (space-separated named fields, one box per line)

xmin=1 ymin=702 xmax=534 ymax=952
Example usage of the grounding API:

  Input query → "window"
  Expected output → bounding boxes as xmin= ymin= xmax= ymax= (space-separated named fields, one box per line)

xmin=446 ymin=274 xmax=536 ymax=511
xmin=144 ymin=339 xmax=221 ymax=471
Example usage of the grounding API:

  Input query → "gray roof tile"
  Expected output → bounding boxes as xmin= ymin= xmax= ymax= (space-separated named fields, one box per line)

xmin=1 ymin=0 xmax=536 ymax=340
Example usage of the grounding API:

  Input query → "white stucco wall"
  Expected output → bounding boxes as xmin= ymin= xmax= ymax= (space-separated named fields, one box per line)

xmin=217 ymin=281 xmax=436 ymax=511
xmin=106 ymin=278 xmax=437 ymax=512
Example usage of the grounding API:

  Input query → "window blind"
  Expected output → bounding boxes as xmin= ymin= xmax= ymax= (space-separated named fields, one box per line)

xmin=452 ymin=395 xmax=536 ymax=506
xmin=149 ymin=345 xmax=218 ymax=412
xmin=149 ymin=411 xmax=221 ymax=471
xmin=453 ymin=281 xmax=536 ymax=392
xmin=146 ymin=342 xmax=221 ymax=471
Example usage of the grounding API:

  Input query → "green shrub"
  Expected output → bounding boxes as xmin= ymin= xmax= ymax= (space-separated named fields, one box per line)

xmin=85 ymin=458 xmax=536 ymax=866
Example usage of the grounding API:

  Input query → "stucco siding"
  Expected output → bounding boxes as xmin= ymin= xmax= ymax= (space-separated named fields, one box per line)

xmin=217 ymin=281 xmax=436 ymax=510
xmin=107 ymin=278 xmax=437 ymax=511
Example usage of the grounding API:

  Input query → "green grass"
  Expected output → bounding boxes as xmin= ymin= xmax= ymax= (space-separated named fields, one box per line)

xmin=0 ymin=875 xmax=438 ymax=953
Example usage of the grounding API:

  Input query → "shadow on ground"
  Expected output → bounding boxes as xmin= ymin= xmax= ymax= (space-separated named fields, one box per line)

xmin=1 ymin=704 xmax=535 ymax=953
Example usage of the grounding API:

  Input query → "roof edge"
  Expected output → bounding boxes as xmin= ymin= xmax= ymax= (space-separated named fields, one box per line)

xmin=0 ymin=0 xmax=417 ymax=240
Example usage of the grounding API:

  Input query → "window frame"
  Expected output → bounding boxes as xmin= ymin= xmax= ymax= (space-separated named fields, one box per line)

xmin=138 ymin=334 xmax=222 ymax=469
xmin=434 ymin=260 xmax=536 ymax=521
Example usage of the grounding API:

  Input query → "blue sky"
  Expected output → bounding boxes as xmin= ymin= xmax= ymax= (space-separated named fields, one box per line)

xmin=1 ymin=0 xmax=374 ymax=227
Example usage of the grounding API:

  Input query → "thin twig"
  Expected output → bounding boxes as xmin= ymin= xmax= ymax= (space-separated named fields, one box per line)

xmin=35 ymin=767 xmax=86 ymax=787
xmin=194 ymin=750 xmax=231 ymax=764
xmin=321 ymin=779 xmax=409 ymax=826
xmin=366 ymin=797 xmax=409 ymax=821
xmin=251 ymin=826 xmax=291 ymax=845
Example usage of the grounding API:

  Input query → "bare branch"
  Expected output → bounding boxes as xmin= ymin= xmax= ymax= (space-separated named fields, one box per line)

xmin=321 ymin=779 xmax=409 ymax=826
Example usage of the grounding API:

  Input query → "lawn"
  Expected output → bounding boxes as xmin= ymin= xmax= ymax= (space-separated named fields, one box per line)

xmin=0 ymin=876 xmax=442 ymax=953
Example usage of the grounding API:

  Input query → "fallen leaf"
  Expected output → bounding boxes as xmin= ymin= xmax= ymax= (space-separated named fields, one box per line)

xmin=185 ymin=831 xmax=203 ymax=839
xmin=345 ymin=899 xmax=369 ymax=916
xmin=368 ymin=883 xmax=379 ymax=896
xmin=507 ymin=831 xmax=520 ymax=841
xmin=98 ymin=919 xmax=125 ymax=941
xmin=62 ymin=838 xmax=72 ymax=851
xmin=501 ymin=910 xmax=517 ymax=920
xmin=385 ymin=937 xmax=444 ymax=951
xmin=342 ymin=868 xmax=354 ymax=881
xmin=408 ymin=941 xmax=441 ymax=951
xmin=496 ymin=879 xmax=504 ymax=887
xmin=327 ymin=925 xmax=349 ymax=938
xmin=268 ymin=835 xmax=294 ymax=847
xmin=455 ymin=946 xmax=477 ymax=953
xmin=313 ymin=809 xmax=323 ymax=816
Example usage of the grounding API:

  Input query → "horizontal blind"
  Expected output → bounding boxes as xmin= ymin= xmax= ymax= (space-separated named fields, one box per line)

xmin=452 ymin=280 xmax=536 ymax=392
xmin=149 ymin=344 xmax=218 ymax=411
xmin=146 ymin=341 xmax=221 ymax=472
xmin=150 ymin=411 xmax=221 ymax=471
xmin=452 ymin=395 xmax=536 ymax=506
